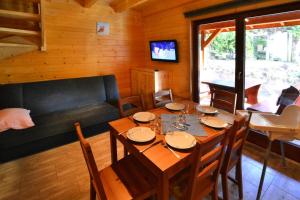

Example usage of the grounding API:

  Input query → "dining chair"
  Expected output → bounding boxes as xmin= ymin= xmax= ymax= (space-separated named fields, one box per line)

xmin=153 ymin=89 xmax=173 ymax=108
xmin=210 ymin=88 xmax=237 ymax=114
xmin=245 ymin=84 xmax=261 ymax=105
xmin=74 ymin=122 xmax=158 ymax=200
xmin=118 ymin=95 xmax=145 ymax=117
xmin=221 ymin=112 xmax=252 ymax=200
xmin=171 ymin=128 xmax=229 ymax=200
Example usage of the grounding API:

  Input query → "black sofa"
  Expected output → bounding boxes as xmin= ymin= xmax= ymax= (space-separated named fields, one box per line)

xmin=0 ymin=75 xmax=120 ymax=162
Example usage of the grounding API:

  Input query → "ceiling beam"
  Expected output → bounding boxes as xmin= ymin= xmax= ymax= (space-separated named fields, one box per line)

xmin=110 ymin=0 xmax=149 ymax=12
xmin=81 ymin=0 xmax=98 ymax=7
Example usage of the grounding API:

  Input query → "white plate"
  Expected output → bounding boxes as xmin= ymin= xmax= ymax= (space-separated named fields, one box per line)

xmin=165 ymin=103 xmax=185 ymax=111
xmin=127 ymin=127 xmax=155 ymax=143
xmin=196 ymin=105 xmax=218 ymax=114
xmin=165 ymin=131 xmax=196 ymax=149
xmin=200 ymin=116 xmax=228 ymax=128
xmin=133 ymin=112 xmax=155 ymax=122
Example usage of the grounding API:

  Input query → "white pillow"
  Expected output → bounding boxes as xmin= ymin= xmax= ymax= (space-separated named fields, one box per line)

xmin=0 ymin=108 xmax=35 ymax=133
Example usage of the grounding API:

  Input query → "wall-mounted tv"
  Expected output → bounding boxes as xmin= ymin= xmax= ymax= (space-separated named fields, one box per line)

xmin=149 ymin=40 xmax=178 ymax=62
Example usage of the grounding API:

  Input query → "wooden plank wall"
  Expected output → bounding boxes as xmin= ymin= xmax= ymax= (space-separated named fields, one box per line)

xmin=141 ymin=0 xmax=296 ymax=99
xmin=0 ymin=0 xmax=145 ymax=97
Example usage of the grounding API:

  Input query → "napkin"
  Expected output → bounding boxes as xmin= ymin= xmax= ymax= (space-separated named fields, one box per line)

xmin=161 ymin=114 xmax=207 ymax=136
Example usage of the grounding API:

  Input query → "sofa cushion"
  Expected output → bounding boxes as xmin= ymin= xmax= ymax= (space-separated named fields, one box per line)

xmin=22 ymin=76 xmax=107 ymax=116
xmin=0 ymin=84 xmax=23 ymax=109
xmin=0 ymin=108 xmax=34 ymax=132
xmin=0 ymin=102 xmax=119 ymax=148
xmin=103 ymin=75 xmax=120 ymax=107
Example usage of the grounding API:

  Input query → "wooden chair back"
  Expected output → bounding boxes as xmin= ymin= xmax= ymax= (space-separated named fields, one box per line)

xmin=153 ymin=89 xmax=173 ymax=108
xmin=222 ymin=113 xmax=251 ymax=173
xmin=74 ymin=122 xmax=107 ymax=200
xmin=245 ymin=84 xmax=261 ymax=105
xmin=186 ymin=128 xmax=229 ymax=200
xmin=210 ymin=89 xmax=237 ymax=114
xmin=118 ymin=95 xmax=145 ymax=117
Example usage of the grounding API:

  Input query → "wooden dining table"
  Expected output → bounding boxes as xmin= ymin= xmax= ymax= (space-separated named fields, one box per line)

xmin=109 ymin=101 xmax=236 ymax=200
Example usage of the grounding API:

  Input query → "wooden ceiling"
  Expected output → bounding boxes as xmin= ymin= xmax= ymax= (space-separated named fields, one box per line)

xmin=109 ymin=0 xmax=150 ymax=12
xmin=111 ymin=0 xmax=250 ymax=17
xmin=107 ymin=0 xmax=232 ymax=14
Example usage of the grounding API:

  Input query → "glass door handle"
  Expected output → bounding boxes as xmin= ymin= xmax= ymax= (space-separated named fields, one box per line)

xmin=238 ymin=72 xmax=242 ymax=80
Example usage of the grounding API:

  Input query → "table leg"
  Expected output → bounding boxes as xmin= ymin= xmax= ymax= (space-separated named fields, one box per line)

xmin=158 ymin=173 xmax=169 ymax=200
xmin=280 ymin=141 xmax=286 ymax=167
xmin=110 ymin=130 xmax=117 ymax=164
xmin=256 ymin=140 xmax=272 ymax=200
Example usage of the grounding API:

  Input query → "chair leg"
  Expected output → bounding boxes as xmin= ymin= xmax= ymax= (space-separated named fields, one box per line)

xmin=280 ymin=141 xmax=286 ymax=167
xmin=236 ymin=160 xmax=243 ymax=200
xmin=124 ymin=146 xmax=128 ymax=157
xmin=90 ymin=180 xmax=96 ymax=200
xmin=211 ymin=183 xmax=219 ymax=200
xmin=221 ymin=173 xmax=229 ymax=200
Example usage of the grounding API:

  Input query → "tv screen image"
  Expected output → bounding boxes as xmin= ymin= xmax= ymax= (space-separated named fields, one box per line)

xmin=150 ymin=40 xmax=178 ymax=62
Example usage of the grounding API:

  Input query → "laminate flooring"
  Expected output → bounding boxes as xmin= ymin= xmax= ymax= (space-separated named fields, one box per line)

xmin=0 ymin=132 xmax=300 ymax=200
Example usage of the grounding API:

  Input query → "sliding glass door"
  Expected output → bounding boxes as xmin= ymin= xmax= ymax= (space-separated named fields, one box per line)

xmin=245 ymin=11 xmax=300 ymax=111
xmin=198 ymin=20 xmax=236 ymax=105
xmin=192 ymin=3 xmax=300 ymax=110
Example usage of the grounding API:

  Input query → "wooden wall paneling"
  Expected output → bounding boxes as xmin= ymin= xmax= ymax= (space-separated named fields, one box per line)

xmin=0 ymin=0 xmax=146 ymax=97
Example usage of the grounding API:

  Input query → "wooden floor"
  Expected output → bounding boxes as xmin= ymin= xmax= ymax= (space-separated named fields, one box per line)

xmin=1 ymin=132 xmax=300 ymax=200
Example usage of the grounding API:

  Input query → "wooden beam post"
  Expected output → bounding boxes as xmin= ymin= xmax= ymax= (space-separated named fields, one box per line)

xmin=203 ymin=28 xmax=222 ymax=48
xmin=200 ymin=30 xmax=205 ymax=67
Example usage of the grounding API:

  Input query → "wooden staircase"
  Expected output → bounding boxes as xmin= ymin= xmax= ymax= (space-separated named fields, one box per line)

xmin=0 ymin=0 xmax=45 ymax=60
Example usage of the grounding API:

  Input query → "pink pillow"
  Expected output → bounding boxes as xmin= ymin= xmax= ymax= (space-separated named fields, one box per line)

xmin=0 ymin=108 xmax=35 ymax=132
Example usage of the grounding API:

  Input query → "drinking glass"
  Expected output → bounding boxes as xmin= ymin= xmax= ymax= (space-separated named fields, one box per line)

xmin=150 ymin=115 xmax=160 ymax=133
xmin=184 ymin=103 xmax=190 ymax=114
xmin=162 ymin=122 xmax=172 ymax=135
xmin=195 ymin=104 xmax=202 ymax=120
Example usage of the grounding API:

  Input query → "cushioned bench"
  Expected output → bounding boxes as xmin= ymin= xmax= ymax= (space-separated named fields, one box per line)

xmin=0 ymin=75 xmax=120 ymax=162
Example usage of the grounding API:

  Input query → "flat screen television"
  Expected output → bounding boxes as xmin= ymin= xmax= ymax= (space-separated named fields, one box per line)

xmin=149 ymin=40 xmax=178 ymax=62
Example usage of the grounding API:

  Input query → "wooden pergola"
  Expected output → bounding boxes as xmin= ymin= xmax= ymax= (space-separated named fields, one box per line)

xmin=199 ymin=10 xmax=300 ymax=65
